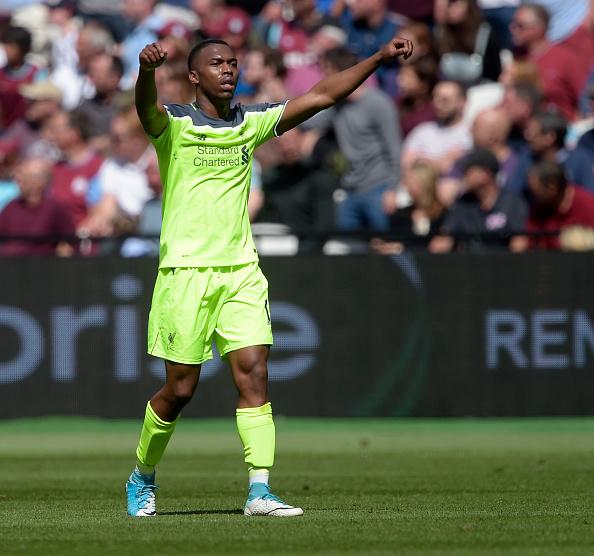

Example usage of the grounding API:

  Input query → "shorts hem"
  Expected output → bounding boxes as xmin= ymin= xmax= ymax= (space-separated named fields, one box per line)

xmin=219 ymin=339 xmax=273 ymax=359
xmin=148 ymin=349 xmax=213 ymax=365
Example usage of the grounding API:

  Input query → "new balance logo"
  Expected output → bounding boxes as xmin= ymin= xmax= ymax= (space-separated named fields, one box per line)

xmin=241 ymin=145 xmax=250 ymax=165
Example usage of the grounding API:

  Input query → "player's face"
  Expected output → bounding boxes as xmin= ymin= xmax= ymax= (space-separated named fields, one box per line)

xmin=190 ymin=44 xmax=239 ymax=100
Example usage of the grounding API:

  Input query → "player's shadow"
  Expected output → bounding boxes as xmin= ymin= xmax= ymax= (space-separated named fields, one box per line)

xmin=160 ymin=509 xmax=243 ymax=516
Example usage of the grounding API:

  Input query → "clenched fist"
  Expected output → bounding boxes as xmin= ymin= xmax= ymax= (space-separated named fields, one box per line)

xmin=139 ymin=42 xmax=168 ymax=71
xmin=379 ymin=37 xmax=413 ymax=64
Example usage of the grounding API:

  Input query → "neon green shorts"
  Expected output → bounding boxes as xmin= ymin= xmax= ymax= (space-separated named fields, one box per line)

xmin=147 ymin=262 xmax=273 ymax=364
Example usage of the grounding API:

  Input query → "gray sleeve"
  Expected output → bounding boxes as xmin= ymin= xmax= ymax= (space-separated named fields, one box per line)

xmin=299 ymin=107 xmax=335 ymax=134
xmin=370 ymin=94 xmax=402 ymax=187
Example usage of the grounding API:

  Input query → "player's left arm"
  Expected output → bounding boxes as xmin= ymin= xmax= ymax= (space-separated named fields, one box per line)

xmin=276 ymin=37 xmax=413 ymax=135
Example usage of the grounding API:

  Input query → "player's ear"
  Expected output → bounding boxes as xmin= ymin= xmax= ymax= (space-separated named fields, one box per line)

xmin=189 ymin=70 xmax=199 ymax=86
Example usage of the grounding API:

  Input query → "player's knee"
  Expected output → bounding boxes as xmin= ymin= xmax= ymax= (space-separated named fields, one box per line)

xmin=242 ymin=357 xmax=268 ymax=383
xmin=170 ymin=380 xmax=197 ymax=405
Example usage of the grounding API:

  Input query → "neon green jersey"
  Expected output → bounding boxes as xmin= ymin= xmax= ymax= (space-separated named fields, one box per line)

xmin=149 ymin=101 xmax=287 ymax=268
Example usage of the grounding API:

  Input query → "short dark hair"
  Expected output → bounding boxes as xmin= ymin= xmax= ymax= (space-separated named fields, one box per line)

xmin=67 ymin=109 xmax=94 ymax=141
xmin=187 ymin=39 xmax=230 ymax=71
xmin=322 ymin=47 xmax=360 ymax=72
xmin=2 ymin=26 xmax=32 ymax=56
xmin=461 ymin=148 xmax=500 ymax=177
xmin=532 ymin=110 xmax=567 ymax=149
xmin=530 ymin=159 xmax=567 ymax=192
xmin=408 ymin=56 xmax=438 ymax=92
xmin=109 ymin=55 xmax=125 ymax=78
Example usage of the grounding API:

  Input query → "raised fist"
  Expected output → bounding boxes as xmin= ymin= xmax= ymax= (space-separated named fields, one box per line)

xmin=380 ymin=37 xmax=413 ymax=64
xmin=139 ymin=42 xmax=168 ymax=71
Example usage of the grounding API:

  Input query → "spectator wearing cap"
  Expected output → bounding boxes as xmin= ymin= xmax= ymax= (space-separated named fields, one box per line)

xmin=120 ymin=0 xmax=163 ymax=89
xmin=157 ymin=21 xmax=193 ymax=66
xmin=49 ymin=21 xmax=114 ymax=109
xmin=0 ymin=26 xmax=43 ymax=130
xmin=431 ymin=148 xmax=528 ymax=252
xmin=521 ymin=159 xmax=594 ymax=250
xmin=78 ymin=53 xmax=126 ymax=153
xmin=0 ymin=80 xmax=63 ymax=162
xmin=510 ymin=3 xmax=590 ymax=120
xmin=0 ymin=157 xmax=75 ymax=256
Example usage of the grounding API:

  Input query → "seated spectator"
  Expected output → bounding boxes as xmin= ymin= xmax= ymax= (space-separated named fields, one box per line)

xmin=156 ymin=21 xmax=193 ymax=67
xmin=0 ymin=26 xmax=43 ymax=130
xmin=0 ymin=141 xmax=19 ymax=211
xmin=120 ymin=0 xmax=163 ymax=89
xmin=81 ymin=110 xmax=154 ymax=237
xmin=396 ymin=21 xmax=436 ymax=62
xmin=530 ymin=0 xmax=590 ymax=42
xmin=498 ymin=59 xmax=542 ymax=89
xmin=395 ymin=56 xmax=437 ymax=138
xmin=258 ymin=126 xmax=337 ymax=251
xmin=49 ymin=21 xmax=114 ymax=110
xmin=471 ymin=107 xmax=520 ymax=189
xmin=507 ymin=110 xmax=567 ymax=193
xmin=510 ymin=3 xmax=589 ymax=120
xmin=401 ymin=80 xmax=473 ymax=178
xmin=240 ymin=46 xmax=288 ymax=104
xmin=372 ymin=160 xmax=446 ymax=253
xmin=566 ymin=91 xmax=594 ymax=192
xmin=78 ymin=53 xmax=126 ymax=153
xmin=156 ymin=61 xmax=195 ymax=105
xmin=46 ymin=108 xmax=104 ymax=228
xmin=1 ymin=80 xmax=63 ymax=162
xmin=501 ymin=81 xmax=543 ymax=150
xmin=523 ymin=159 xmax=594 ymax=250
xmin=430 ymin=148 xmax=528 ymax=252
xmin=0 ymin=157 xmax=75 ymax=256
xmin=435 ymin=0 xmax=502 ymax=84
xmin=335 ymin=0 xmax=405 ymax=95
xmin=478 ymin=0 xmax=520 ymax=50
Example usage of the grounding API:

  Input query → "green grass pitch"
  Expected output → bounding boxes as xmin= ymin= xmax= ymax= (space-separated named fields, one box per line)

xmin=1 ymin=417 xmax=593 ymax=556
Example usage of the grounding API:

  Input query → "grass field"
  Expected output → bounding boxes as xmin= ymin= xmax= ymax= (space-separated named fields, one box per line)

xmin=1 ymin=417 xmax=593 ymax=556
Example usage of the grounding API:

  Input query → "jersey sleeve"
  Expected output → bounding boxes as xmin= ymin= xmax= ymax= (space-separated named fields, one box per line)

xmin=245 ymin=102 xmax=288 ymax=147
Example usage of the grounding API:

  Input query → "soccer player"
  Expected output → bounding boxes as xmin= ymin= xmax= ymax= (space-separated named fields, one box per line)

xmin=126 ymin=35 xmax=413 ymax=518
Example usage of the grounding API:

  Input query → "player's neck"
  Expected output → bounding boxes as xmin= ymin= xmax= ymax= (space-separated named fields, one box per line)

xmin=194 ymin=93 xmax=232 ymax=120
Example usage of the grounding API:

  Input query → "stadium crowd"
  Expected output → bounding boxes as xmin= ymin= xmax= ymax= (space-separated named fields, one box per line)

xmin=1 ymin=0 xmax=594 ymax=256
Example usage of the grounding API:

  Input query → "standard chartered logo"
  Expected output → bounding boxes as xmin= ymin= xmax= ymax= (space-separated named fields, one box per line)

xmin=193 ymin=143 xmax=251 ymax=167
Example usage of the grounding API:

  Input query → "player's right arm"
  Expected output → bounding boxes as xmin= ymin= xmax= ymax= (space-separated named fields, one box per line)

xmin=135 ymin=43 xmax=169 ymax=137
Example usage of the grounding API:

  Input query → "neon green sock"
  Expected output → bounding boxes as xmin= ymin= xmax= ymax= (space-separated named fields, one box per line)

xmin=135 ymin=401 xmax=178 ymax=470
xmin=236 ymin=402 xmax=275 ymax=470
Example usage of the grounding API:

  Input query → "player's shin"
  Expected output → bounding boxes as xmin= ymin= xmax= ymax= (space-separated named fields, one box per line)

xmin=236 ymin=402 xmax=275 ymax=485
xmin=135 ymin=400 xmax=179 ymax=475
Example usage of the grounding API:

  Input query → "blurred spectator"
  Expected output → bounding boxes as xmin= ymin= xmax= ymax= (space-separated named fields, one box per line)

xmin=471 ymin=107 xmax=520 ymax=188
xmin=431 ymin=148 xmax=528 ymax=252
xmin=479 ymin=0 xmax=520 ymax=50
xmin=81 ymin=109 xmax=153 ymax=237
xmin=78 ymin=53 xmax=126 ymax=153
xmin=507 ymin=109 xmax=567 ymax=193
xmin=0 ymin=141 xmax=19 ymax=211
xmin=0 ymin=157 xmax=75 ymax=256
xmin=510 ymin=3 xmax=589 ymax=120
xmin=401 ymin=81 xmax=472 ymax=178
xmin=0 ymin=25 xmax=43 ymax=130
xmin=0 ymin=80 xmax=62 ymax=161
xmin=50 ymin=20 xmax=114 ymax=109
xmin=501 ymin=81 xmax=542 ymax=150
xmin=155 ymin=61 xmax=195 ymax=105
xmin=527 ymin=0 xmax=590 ymax=42
xmin=395 ymin=55 xmax=437 ymax=137
xmin=308 ymin=47 xmax=402 ymax=232
xmin=157 ymin=20 xmax=193 ymax=66
xmin=46 ymin=0 xmax=80 ymax=76
xmin=372 ymin=160 xmax=446 ymax=253
xmin=120 ymin=0 xmax=163 ymax=88
xmin=435 ymin=0 xmax=502 ymax=84
xmin=335 ymin=0 xmax=405 ymax=95
xmin=565 ymin=91 xmax=594 ymax=191
xmin=396 ymin=21 xmax=436 ymax=62
xmin=241 ymin=46 xmax=288 ymax=103
xmin=498 ymin=59 xmax=542 ymax=89
xmin=46 ymin=108 xmax=104 ymax=228
xmin=259 ymin=126 xmax=336 ymax=249
xmin=77 ymin=0 xmax=130 ymax=43
xmin=523 ymin=159 xmax=594 ymax=250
